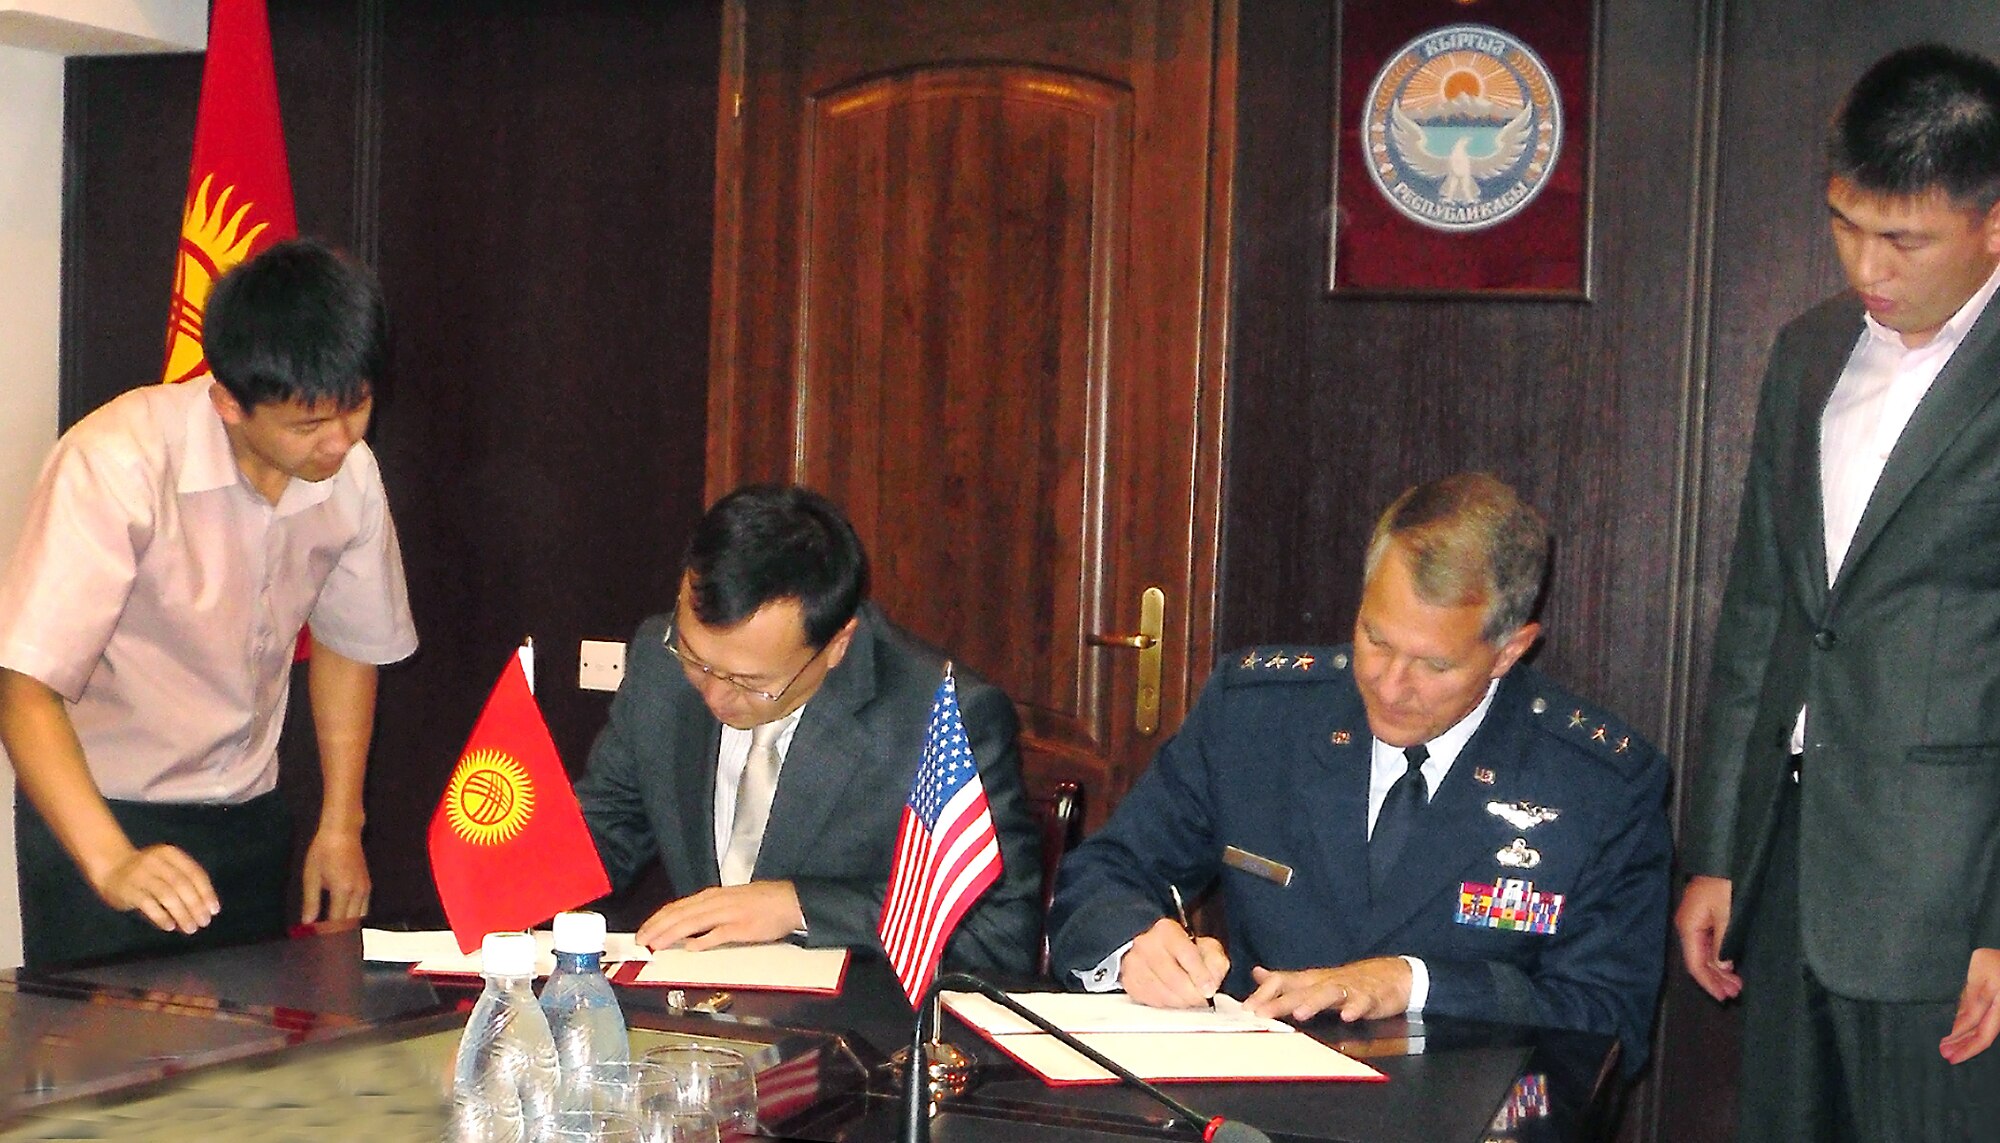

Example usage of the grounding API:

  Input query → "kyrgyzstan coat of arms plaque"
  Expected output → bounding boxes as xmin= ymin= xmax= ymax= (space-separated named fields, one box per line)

xmin=1332 ymin=0 xmax=1597 ymax=297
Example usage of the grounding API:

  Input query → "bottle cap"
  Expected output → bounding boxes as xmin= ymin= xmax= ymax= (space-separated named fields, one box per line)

xmin=480 ymin=931 xmax=538 ymax=977
xmin=551 ymin=910 xmax=608 ymax=954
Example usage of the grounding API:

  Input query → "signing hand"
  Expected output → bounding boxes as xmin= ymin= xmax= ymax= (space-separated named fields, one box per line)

xmin=96 ymin=844 xmax=219 ymax=934
xmin=1941 ymin=948 xmax=2000 ymax=1064
xmin=300 ymin=827 xmax=372 ymax=925
xmin=638 ymin=880 xmax=805 ymax=951
xmin=1675 ymin=874 xmax=1742 ymax=1002
xmin=1119 ymin=917 xmax=1230 ymax=1009
xmin=1245 ymin=957 xmax=1411 ymax=1022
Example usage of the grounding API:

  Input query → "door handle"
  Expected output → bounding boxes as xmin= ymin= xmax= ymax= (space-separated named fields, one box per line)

xmin=1088 ymin=586 xmax=1164 ymax=735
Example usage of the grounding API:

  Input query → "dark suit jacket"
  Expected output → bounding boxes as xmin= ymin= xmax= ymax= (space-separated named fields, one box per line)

xmin=575 ymin=603 xmax=1040 ymax=974
xmin=1690 ymin=291 xmax=2000 ymax=1001
xmin=1047 ymin=648 xmax=1671 ymax=1071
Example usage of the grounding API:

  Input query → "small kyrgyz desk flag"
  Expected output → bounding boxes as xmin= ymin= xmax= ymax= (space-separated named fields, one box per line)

xmin=877 ymin=670 xmax=1003 ymax=1003
xmin=162 ymin=0 xmax=297 ymax=388
xmin=430 ymin=648 xmax=610 ymax=953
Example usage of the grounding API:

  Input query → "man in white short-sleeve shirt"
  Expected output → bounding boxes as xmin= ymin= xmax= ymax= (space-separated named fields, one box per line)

xmin=0 ymin=239 xmax=417 ymax=967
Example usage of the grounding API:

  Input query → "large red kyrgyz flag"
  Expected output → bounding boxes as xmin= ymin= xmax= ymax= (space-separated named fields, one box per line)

xmin=430 ymin=650 xmax=611 ymax=954
xmin=162 ymin=0 xmax=297 ymax=387
xmin=165 ymin=0 xmax=307 ymax=654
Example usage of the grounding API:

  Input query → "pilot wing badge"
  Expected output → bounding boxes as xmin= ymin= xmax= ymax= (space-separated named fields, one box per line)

xmin=1486 ymin=800 xmax=1560 ymax=830
xmin=1362 ymin=24 xmax=1563 ymax=233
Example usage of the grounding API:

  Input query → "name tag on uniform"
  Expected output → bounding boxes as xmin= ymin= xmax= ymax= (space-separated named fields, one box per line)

xmin=1456 ymin=878 xmax=1562 ymax=935
xmin=1222 ymin=845 xmax=1293 ymax=886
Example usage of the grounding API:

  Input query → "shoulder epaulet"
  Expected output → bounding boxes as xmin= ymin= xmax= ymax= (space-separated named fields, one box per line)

xmin=1520 ymin=678 xmax=1657 ymax=778
xmin=1219 ymin=645 xmax=1348 ymax=685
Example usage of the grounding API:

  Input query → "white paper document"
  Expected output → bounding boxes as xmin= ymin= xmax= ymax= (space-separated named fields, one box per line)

xmin=940 ymin=990 xmax=1384 ymax=1085
xmin=361 ymin=928 xmax=647 ymax=977
xmin=996 ymin=1029 xmax=1385 ymax=1084
xmin=942 ymin=989 xmax=1291 ymax=1035
xmin=631 ymin=942 xmax=848 ymax=994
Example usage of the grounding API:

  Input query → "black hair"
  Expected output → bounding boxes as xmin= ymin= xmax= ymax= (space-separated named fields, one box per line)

xmin=201 ymin=237 xmax=386 ymax=411
xmin=683 ymin=484 xmax=869 ymax=647
xmin=1829 ymin=44 xmax=2000 ymax=210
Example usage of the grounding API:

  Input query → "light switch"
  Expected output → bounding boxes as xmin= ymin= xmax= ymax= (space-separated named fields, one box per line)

xmin=579 ymin=639 xmax=626 ymax=692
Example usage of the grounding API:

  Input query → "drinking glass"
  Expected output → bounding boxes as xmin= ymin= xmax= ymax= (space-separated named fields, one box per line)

xmin=645 ymin=1110 xmax=722 ymax=1143
xmin=641 ymin=1044 xmax=758 ymax=1137
xmin=543 ymin=1108 xmax=643 ymax=1142
xmin=563 ymin=1060 xmax=677 ymax=1118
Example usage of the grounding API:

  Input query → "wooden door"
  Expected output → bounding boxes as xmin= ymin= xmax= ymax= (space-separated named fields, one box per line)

xmin=707 ymin=0 xmax=1234 ymax=814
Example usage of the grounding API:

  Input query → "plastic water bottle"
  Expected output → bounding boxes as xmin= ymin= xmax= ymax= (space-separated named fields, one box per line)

xmin=541 ymin=910 xmax=630 ymax=1094
xmin=450 ymin=931 xmax=560 ymax=1143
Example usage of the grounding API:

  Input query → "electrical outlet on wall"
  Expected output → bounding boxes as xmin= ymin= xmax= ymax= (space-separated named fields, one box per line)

xmin=579 ymin=639 xmax=626 ymax=692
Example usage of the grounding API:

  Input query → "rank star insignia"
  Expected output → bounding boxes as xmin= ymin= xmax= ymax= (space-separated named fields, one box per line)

xmin=1615 ymin=736 xmax=1630 ymax=753
xmin=1241 ymin=652 xmax=1260 ymax=669
xmin=1486 ymin=800 xmax=1561 ymax=830
xmin=1330 ymin=730 xmax=1352 ymax=746
xmin=1591 ymin=725 xmax=1608 ymax=743
xmin=1265 ymin=654 xmax=1290 ymax=668
xmin=1293 ymin=654 xmax=1315 ymax=670
xmin=1496 ymin=838 xmax=1542 ymax=869
xmin=1568 ymin=710 xmax=1586 ymax=729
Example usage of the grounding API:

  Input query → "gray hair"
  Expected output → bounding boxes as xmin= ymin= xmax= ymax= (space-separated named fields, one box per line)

xmin=1362 ymin=473 xmax=1550 ymax=643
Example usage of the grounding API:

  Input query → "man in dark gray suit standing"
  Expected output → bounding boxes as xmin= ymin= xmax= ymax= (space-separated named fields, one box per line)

xmin=1679 ymin=45 xmax=2000 ymax=1141
xmin=575 ymin=484 xmax=1039 ymax=973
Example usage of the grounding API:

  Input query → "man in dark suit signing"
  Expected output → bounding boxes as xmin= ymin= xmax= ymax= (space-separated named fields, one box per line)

xmin=1048 ymin=474 xmax=1671 ymax=1071
xmin=1677 ymin=45 xmax=2000 ymax=1140
xmin=575 ymin=484 xmax=1039 ymax=972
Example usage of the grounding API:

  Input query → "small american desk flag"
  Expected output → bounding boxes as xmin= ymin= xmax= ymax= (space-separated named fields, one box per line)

xmin=878 ymin=671 xmax=1002 ymax=1003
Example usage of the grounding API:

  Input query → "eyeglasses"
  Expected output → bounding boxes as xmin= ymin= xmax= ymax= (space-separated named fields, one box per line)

xmin=663 ymin=621 xmax=827 ymax=704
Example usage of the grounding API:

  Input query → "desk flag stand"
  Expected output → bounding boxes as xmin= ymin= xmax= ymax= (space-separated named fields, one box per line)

xmin=884 ymin=662 xmax=983 ymax=1110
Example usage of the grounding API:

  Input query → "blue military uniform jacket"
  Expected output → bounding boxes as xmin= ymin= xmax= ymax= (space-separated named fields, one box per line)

xmin=1047 ymin=646 xmax=1671 ymax=1070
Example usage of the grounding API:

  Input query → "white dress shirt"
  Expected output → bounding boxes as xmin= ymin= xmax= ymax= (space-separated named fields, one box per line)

xmin=711 ymin=705 xmax=806 ymax=860
xmin=1368 ymin=679 xmax=1499 ymax=1014
xmin=0 ymin=379 xmax=417 ymax=803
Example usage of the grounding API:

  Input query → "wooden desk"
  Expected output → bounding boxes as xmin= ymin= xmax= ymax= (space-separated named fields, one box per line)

xmin=2 ymin=930 xmax=1620 ymax=1141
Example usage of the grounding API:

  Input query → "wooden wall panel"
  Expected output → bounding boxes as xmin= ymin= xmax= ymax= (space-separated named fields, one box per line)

xmin=59 ymin=51 xmax=201 ymax=425
xmin=364 ymin=0 xmax=720 ymax=924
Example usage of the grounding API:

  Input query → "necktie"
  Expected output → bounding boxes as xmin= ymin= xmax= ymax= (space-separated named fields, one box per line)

xmin=1369 ymin=744 xmax=1430 ymax=899
xmin=719 ymin=719 xmax=785 ymax=885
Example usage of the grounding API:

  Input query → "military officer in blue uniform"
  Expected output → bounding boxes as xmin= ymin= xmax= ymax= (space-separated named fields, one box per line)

xmin=1048 ymin=473 xmax=1671 ymax=1071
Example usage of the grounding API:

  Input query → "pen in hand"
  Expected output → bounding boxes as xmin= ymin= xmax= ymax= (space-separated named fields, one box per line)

xmin=1169 ymin=884 xmax=1216 ymax=1010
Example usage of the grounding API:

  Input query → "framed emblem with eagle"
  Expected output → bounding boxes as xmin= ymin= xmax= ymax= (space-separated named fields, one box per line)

xmin=1330 ymin=0 xmax=1598 ymax=297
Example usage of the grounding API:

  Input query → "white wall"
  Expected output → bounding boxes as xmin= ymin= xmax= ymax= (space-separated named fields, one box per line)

xmin=0 ymin=1 xmax=205 ymax=970
xmin=0 ymin=41 xmax=63 ymax=972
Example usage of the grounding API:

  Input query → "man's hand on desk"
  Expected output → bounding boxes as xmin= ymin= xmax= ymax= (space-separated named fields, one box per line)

xmin=300 ymin=826 xmax=371 ymax=924
xmin=1245 ymin=957 xmax=1411 ymax=1022
xmin=97 ymin=843 xmax=219 ymax=934
xmin=638 ymin=880 xmax=805 ymax=950
xmin=1120 ymin=917 xmax=1230 ymax=1009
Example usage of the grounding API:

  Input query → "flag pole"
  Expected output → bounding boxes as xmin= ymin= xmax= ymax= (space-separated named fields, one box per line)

xmin=520 ymin=635 xmax=536 ymax=696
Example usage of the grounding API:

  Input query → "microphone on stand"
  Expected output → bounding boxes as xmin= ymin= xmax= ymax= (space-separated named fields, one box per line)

xmin=902 ymin=971 xmax=1272 ymax=1143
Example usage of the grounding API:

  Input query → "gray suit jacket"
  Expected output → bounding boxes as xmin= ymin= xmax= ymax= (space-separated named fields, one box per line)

xmin=1690 ymin=290 xmax=2000 ymax=1000
xmin=575 ymin=603 xmax=1040 ymax=974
